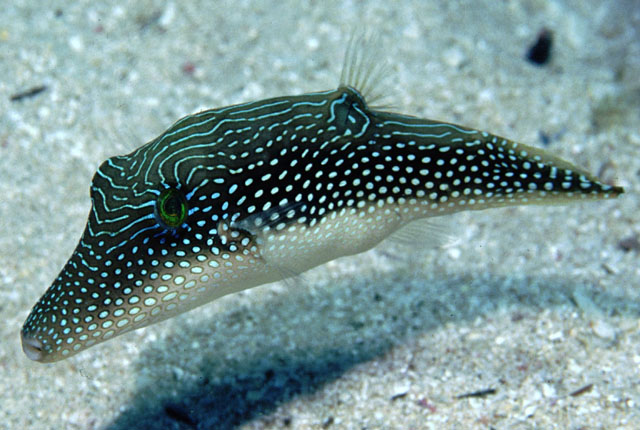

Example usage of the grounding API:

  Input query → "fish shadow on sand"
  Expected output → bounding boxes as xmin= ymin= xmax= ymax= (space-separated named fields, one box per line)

xmin=104 ymin=253 xmax=638 ymax=430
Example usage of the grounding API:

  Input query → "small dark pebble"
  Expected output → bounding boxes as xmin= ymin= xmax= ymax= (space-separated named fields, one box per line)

xmin=10 ymin=85 xmax=47 ymax=102
xmin=416 ymin=398 xmax=437 ymax=413
xmin=538 ymin=131 xmax=551 ymax=146
xmin=137 ymin=10 xmax=163 ymax=31
xmin=165 ymin=402 xmax=197 ymax=427
xmin=569 ymin=383 xmax=593 ymax=397
xmin=456 ymin=388 xmax=496 ymax=399
xmin=182 ymin=61 xmax=197 ymax=76
xmin=322 ymin=416 xmax=334 ymax=428
xmin=526 ymin=29 xmax=553 ymax=66
xmin=511 ymin=311 xmax=525 ymax=322
xmin=538 ymin=128 xmax=567 ymax=146
xmin=618 ymin=235 xmax=640 ymax=252
xmin=390 ymin=390 xmax=409 ymax=401
xmin=282 ymin=416 xmax=292 ymax=426
xmin=264 ymin=368 xmax=275 ymax=381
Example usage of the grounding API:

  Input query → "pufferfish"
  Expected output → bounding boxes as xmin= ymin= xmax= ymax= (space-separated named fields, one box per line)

xmin=21 ymin=36 xmax=623 ymax=362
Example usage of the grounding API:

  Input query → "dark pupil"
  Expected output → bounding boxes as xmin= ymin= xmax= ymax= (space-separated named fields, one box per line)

xmin=163 ymin=194 xmax=181 ymax=216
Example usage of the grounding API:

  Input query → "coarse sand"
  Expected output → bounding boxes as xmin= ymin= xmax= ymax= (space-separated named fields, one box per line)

xmin=1 ymin=1 xmax=638 ymax=429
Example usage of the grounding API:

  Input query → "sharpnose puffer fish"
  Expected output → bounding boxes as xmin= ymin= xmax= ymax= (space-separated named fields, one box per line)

xmin=21 ymin=38 xmax=623 ymax=363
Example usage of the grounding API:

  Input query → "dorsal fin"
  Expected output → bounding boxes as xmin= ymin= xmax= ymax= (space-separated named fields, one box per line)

xmin=339 ymin=31 xmax=391 ymax=108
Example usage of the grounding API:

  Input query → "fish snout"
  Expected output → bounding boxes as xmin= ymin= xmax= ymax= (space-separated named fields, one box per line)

xmin=21 ymin=331 xmax=45 ymax=362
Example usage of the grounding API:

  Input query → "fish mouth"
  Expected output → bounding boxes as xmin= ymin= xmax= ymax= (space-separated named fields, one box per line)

xmin=21 ymin=331 xmax=45 ymax=362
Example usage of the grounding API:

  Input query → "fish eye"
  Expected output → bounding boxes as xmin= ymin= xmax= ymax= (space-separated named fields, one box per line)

xmin=155 ymin=187 xmax=188 ymax=228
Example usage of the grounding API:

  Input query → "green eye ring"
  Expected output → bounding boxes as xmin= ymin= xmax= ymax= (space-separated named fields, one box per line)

xmin=155 ymin=188 xmax=188 ymax=228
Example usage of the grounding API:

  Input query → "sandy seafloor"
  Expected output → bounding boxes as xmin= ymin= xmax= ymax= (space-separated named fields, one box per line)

xmin=1 ymin=1 xmax=639 ymax=429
